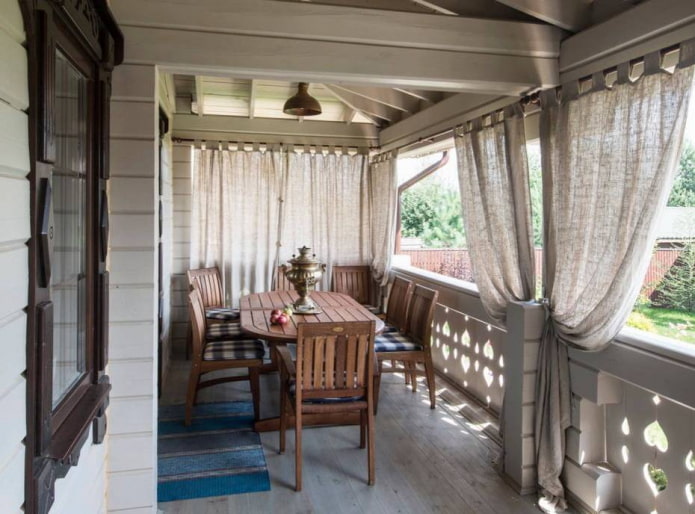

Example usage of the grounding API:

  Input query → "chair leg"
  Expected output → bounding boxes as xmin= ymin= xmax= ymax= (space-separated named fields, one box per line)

xmin=367 ymin=406 xmax=375 ymax=486
xmin=373 ymin=365 xmax=382 ymax=416
xmin=361 ymin=410 xmax=366 ymax=446
xmin=184 ymin=364 xmax=200 ymax=426
xmin=279 ymin=388 xmax=287 ymax=454
xmin=424 ymin=357 xmax=436 ymax=409
xmin=409 ymin=362 xmax=418 ymax=393
xmin=249 ymin=367 xmax=261 ymax=421
xmin=295 ymin=409 xmax=303 ymax=492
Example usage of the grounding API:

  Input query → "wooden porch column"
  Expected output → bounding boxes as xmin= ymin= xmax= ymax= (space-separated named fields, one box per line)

xmin=502 ymin=300 xmax=544 ymax=494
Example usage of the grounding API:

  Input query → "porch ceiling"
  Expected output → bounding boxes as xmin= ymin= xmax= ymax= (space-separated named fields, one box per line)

xmin=162 ymin=0 xmax=643 ymax=131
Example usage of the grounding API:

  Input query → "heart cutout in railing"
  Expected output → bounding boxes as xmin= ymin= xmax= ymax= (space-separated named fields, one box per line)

xmin=643 ymin=463 xmax=668 ymax=496
xmin=644 ymin=420 xmax=669 ymax=453
xmin=461 ymin=355 xmax=470 ymax=373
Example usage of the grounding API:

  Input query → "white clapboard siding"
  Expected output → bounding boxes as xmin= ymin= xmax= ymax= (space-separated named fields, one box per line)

xmin=0 ymin=3 xmax=28 ymax=512
xmin=170 ymin=143 xmax=192 ymax=356
xmin=52 ymin=440 xmax=107 ymax=514
xmin=159 ymin=132 xmax=174 ymax=387
xmin=108 ymin=62 xmax=158 ymax=514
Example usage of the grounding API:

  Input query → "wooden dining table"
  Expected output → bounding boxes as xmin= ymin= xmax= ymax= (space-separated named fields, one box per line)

xmin=239 ymin=290 xmax=384 ymax=432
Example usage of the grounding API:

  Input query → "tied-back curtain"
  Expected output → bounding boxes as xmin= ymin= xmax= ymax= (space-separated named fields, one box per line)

xmin=535 ymin=47 xmax=695 ymax=509
xmin=454 ymin=104 xmax=536 ymax=324
xmin=368 ymin=155 xmax=398 ymax=288
xmin=191 ymin=149 xmax=282 ymax=306
xmin=278 ymin=151 xmax=370 ymax=291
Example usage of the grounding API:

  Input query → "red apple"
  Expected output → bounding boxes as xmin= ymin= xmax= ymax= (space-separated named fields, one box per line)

xmin=271 ymin=308 xmax=282 ymax=316
xmin=270 ymin=313 xmax=280 ymax=324
xmin=276 ymin=313 xmax=289 ymax=325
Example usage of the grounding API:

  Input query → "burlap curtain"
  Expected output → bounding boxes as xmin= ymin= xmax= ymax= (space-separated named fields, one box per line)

xmin=454 ymin=104 xmax=536 ymax=324
xmin=278 ymin=151 xmax=370 ymax=290
xmin=191 ymin=149 xmax=282 ymax=306
xmin=535 ymin=46 xmax=694 ymax=510
xmin=368 ymin=155 xmax=398 ymax=288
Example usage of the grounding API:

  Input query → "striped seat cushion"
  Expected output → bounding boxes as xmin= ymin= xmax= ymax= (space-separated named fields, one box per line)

xmin=382 ymin=322 xmax=399 ymax=333
xmin=203 ymin=339 xmax=266 ymax=361
xmin=375 ymin=332 xmax=423 ymax=352
xmin=205 ymin=307 xmax=240 ymax=321
xmin=206 ymin=321 xmax=243 ymax=340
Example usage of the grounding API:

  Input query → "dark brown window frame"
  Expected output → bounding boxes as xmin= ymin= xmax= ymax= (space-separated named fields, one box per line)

xmin=20 ymin=2 xmax=122 ymax=513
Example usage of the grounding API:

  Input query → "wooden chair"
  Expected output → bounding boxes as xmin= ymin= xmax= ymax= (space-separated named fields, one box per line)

xmin=374 ymin=284 xmax=439 ymax=410
xmin=384 ymin=276 xmax=413 ymax=333
xmin=331 ymin=265 xmax=379 ymax=314
xmin=273 ymin=265 xmax=294 ymax=292
xmin=186 ymin=267 xmax=240 ymax=322
xmin=278 ymin=321 xmax=376 ymax=491
xmin=185 ymin=289 xmax=265 ymax=425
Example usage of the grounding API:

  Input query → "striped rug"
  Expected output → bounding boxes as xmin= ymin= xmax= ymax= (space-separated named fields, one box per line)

xmin=157 ymin=401 xmax=270 ymax=502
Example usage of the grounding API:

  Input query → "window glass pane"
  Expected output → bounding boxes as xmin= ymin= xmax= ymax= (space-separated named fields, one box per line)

xmin=52 ymin=49 xmax=87 ymax=407
xmin=395 ymin=149 xmax=474 ymax=282
xmin=628 ymin=86 xmax=695 ymax=345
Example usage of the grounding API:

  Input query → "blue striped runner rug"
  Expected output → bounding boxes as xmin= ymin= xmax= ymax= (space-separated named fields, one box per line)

xmin=157 ymin=401 xmax=270 ymax=502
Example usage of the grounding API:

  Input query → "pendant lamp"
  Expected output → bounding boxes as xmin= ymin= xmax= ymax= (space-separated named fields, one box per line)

xmin=283 ymin=82 xmax=322 ymax=116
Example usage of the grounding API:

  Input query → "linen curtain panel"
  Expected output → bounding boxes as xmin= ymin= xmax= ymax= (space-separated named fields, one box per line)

xmin=454 ymin=105 xmax=536 ymax=325
xmin=191 ymin=149 xmax=282 ymax=306
xmin=535 ymin=49 xmax=694 ymax=510
xmin=279 ymin=151 xmax=371 ymax=290
xmin=368 ymin=155 xmax=398 ymax=288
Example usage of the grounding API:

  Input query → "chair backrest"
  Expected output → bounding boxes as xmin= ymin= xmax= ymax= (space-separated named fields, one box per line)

xmin=405 ymin=285 xmax=439 ymax=347
xmin=385 ymin=276 xmax=413 ymax=332
xmin=331 ymin=265 xmax=373 ymax=305
xmin=187 ymin=267 xmax=225 ymax=308
xmin=273 ymin=265 xmax=294 ymax=292
xmin=187 ymin=288 xmax=207 ymax=359
xmin=295 ymin=321 xmax=375 ymax=402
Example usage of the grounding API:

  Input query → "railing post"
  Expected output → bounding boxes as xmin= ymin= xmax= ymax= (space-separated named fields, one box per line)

xmin=502 ymin=300 xmax=544 ymax=494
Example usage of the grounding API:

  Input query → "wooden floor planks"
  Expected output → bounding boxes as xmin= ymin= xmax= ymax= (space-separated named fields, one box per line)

xmin=159 ymin=358 xmax=545 ymax=514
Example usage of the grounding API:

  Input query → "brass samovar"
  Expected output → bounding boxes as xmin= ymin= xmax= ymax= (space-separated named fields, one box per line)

xmin=282 ymin=246 xmax=326 ymax=313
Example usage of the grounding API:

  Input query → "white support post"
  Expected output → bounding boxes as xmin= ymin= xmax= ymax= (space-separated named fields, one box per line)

xmin=502 ymin=300 xmax=544 ymax=494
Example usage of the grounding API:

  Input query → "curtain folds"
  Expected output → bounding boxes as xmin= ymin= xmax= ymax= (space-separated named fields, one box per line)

xmin=191 ymin=149 xmax=383 ymax=305
xmin=454 ymin=105 xmax=536 ymax=325
xmin=535 ymin=50 xmax=694 ymax=509
xmin=369 ymin=156 xmax=398 ymax=289
xmin=279 ymin=152 xmax=370 ymax=290
xmin=191 ymin=149 xmax=282 ymax=306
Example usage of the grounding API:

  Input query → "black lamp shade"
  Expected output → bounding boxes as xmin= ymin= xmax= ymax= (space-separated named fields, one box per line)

xmin=283 ymin=82 xmax=322 ymax=116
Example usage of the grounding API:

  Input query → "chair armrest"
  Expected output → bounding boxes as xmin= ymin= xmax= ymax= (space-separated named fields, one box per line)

xmin=276 ymin=345 xmax=296 ymax=377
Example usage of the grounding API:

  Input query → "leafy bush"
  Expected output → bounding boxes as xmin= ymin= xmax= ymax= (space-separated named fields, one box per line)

xmin=626 ymin=311 xmax=656 ymax=332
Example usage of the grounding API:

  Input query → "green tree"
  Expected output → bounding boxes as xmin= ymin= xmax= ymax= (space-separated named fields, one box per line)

xmin=652 ymin=242 xmax=695 ymax=312
xmin=668 ymin=141 xmax=695 ymax=207
xmin=401 ymin=182 xmax=466 ymax=248
xmin=527 ymin=146 xmax=544 ymax=247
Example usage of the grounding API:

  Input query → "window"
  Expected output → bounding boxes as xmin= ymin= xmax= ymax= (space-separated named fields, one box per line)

xmin=393 ymin=145 xmax=473 ymax=282
xmin=627 ymin=86 xmax=695 ymax=345
xmin=23 ymin=2 xmax=122 ymax=512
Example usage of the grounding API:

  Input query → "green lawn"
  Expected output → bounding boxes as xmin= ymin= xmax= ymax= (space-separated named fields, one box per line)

xmin=627 ymin=306 xmax=695 ymax=344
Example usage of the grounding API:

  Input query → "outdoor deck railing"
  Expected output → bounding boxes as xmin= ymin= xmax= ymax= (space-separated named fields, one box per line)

xmin=391 ymin=264 xmax=695 ymax=513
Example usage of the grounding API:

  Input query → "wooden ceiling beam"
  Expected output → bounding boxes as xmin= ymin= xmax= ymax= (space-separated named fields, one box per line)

xmin=321 ymin=84 xmax=382 ymax=126
xmin=194 ymin=75 xmax=204 ymax=116
xmin=248 ymin=79 xmax=256 ymax=119
xmin=173 ymin=113 xmax=379 ymax=147
xmin=323 ymin=85 xmax=401 ymax=123
xmin=393 ymin=88 xmax=443 ymax=104
xmin=333 ymin=85 xmax=420 ymax=113
xmin=496 ymin=0 xmax=590 ymax=32
xmin=409 ymin=0 xmax=457 ymax=16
